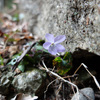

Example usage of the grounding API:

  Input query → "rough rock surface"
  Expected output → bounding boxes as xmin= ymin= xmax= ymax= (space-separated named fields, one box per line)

xmin=0 ymin=72 xmax=14 ymax=95
xmin=0 ymin=68 xmax=46 ymax=96
xmin=0 ymin=0 xmax=4 ymax=11
xmin=19 ymin=0 xmax=43 ymax=33
xmin=71 ymin=87 xmax=95 ymax=100
xmin=20 ymin=0 xmax=100 ymax=55
xmin=12 ymin=68 xmax=46 ymax=95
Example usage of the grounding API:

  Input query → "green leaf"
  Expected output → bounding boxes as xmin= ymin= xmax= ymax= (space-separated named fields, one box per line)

xmin=7 ymin=53 xmax=25 ymax=72
xmin=8 ymin=38 xmax=16 ymax=42
xmin=58 ymin=68 xmax=71 ymax=75
xmin=34 ymin=44 xmax=48 ymax=53
xmin=23 ymin=54 xmax=34 ymax=65
xmin=4 ymin=34 xmax=10 ymax=38
xmin=53 ymin=57 xmax=62 ymax=67
xmin=18 ymin=64 xmax=25 ymax=72
xmin=63 ymin=52 xmax=72 ymax=61
xmin=8 ymin=56 xmax=20 ymax=66
xmin=0 ymin=55 xmax=4 ymax=65
xmin=12 ymin=13 xmax=19 ymax=22
xmin=7 ymin=53 xmax=21 ymax=65
xmin=35 ymin=45 xmax=43 ymax=50
xmin=53 ymin=53 xmax=72 ymax=75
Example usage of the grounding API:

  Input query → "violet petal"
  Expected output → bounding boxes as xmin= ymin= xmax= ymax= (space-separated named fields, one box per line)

xmin=43 ymin=42 xmax=51 ymax=50
xmin=45 ymin=33 xmax=54 ymax=43
xmin=54 ymin=35 xmax=66 ymax=44
xmin=48 ymin=45 xmax=58 ymax=55
xmin=56 ymin=44 xmax=65 ymax=52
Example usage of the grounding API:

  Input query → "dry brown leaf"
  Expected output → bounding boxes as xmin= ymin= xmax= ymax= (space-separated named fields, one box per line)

xmin=15 ymin=68 xmax=22 ymax=74
xmin=0 ymin=29 xmax=4 ymax=37
xmin=0 ymin=46 xmax=9 ymax=55
xmin=11 ymin=93 xmax=38 ymax=100
xmin=8 ymin=45 xmax=18 ymax=57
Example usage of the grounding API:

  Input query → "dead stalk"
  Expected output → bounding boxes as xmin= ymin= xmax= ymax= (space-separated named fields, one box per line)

xmin=42 ymin=60 xmax=79 ymax=94
xmin=74 ymin=63 xmax=100 ymax=90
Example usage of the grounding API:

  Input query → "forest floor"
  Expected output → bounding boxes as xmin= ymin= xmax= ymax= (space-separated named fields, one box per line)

xmin=0 ymin=6 xmax=100 ymax=100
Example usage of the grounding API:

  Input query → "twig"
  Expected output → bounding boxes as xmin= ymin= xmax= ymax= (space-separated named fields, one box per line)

xmin=44 ymin=79 xmax=57 ymax=94
xmin=68 ymin=78 xmax=75 ymax=94
xmin=56 ymin=82 xmax=62 ymax=95
xmin=44 ymin=78 xmax=57 ymax=99
xmin=82 ymin=63 xmax=100 ymax=90
xmin=12 ymin=41 xmax=36 ymax=72
xmin=52 ymin=66 xmax=55 ymax=72
xmin=74 ymin=63 xmax=100 ymax=90
xmin=42 ymin=60 xmax=79 ymax=94
xmin=74 ymin=64 xmax=82 ymax=75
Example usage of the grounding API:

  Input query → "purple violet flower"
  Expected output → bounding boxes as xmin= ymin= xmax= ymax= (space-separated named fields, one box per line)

xmin=43 ymin=33 xmax=66 ymax=55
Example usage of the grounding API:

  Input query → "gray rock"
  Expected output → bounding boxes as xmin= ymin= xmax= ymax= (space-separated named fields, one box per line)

xmin=71 ymin=87 xmax=95 ymax=100
xmin=0 ymin=68 xmax=46 ymax=96
xmin=20 ymin=0 xmax=100 ymax=55
xmin=19 ymin=0 xmax=43 ymax=33
xmin=0 ymin=72 xmax=14 ymax=95
xmin=0 ymin=0 xmax=4 ymax=11
xmin=12 ymin=68 xmax=46 ymax=95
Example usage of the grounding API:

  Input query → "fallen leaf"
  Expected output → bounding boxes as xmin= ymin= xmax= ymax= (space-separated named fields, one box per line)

xmin=0 ymin=29 xmax=4 ymax=37
xmin=11 ymin=93 xmax=38 ymax=100
xmin=8 ymin=45 xmax=18 ymax=57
